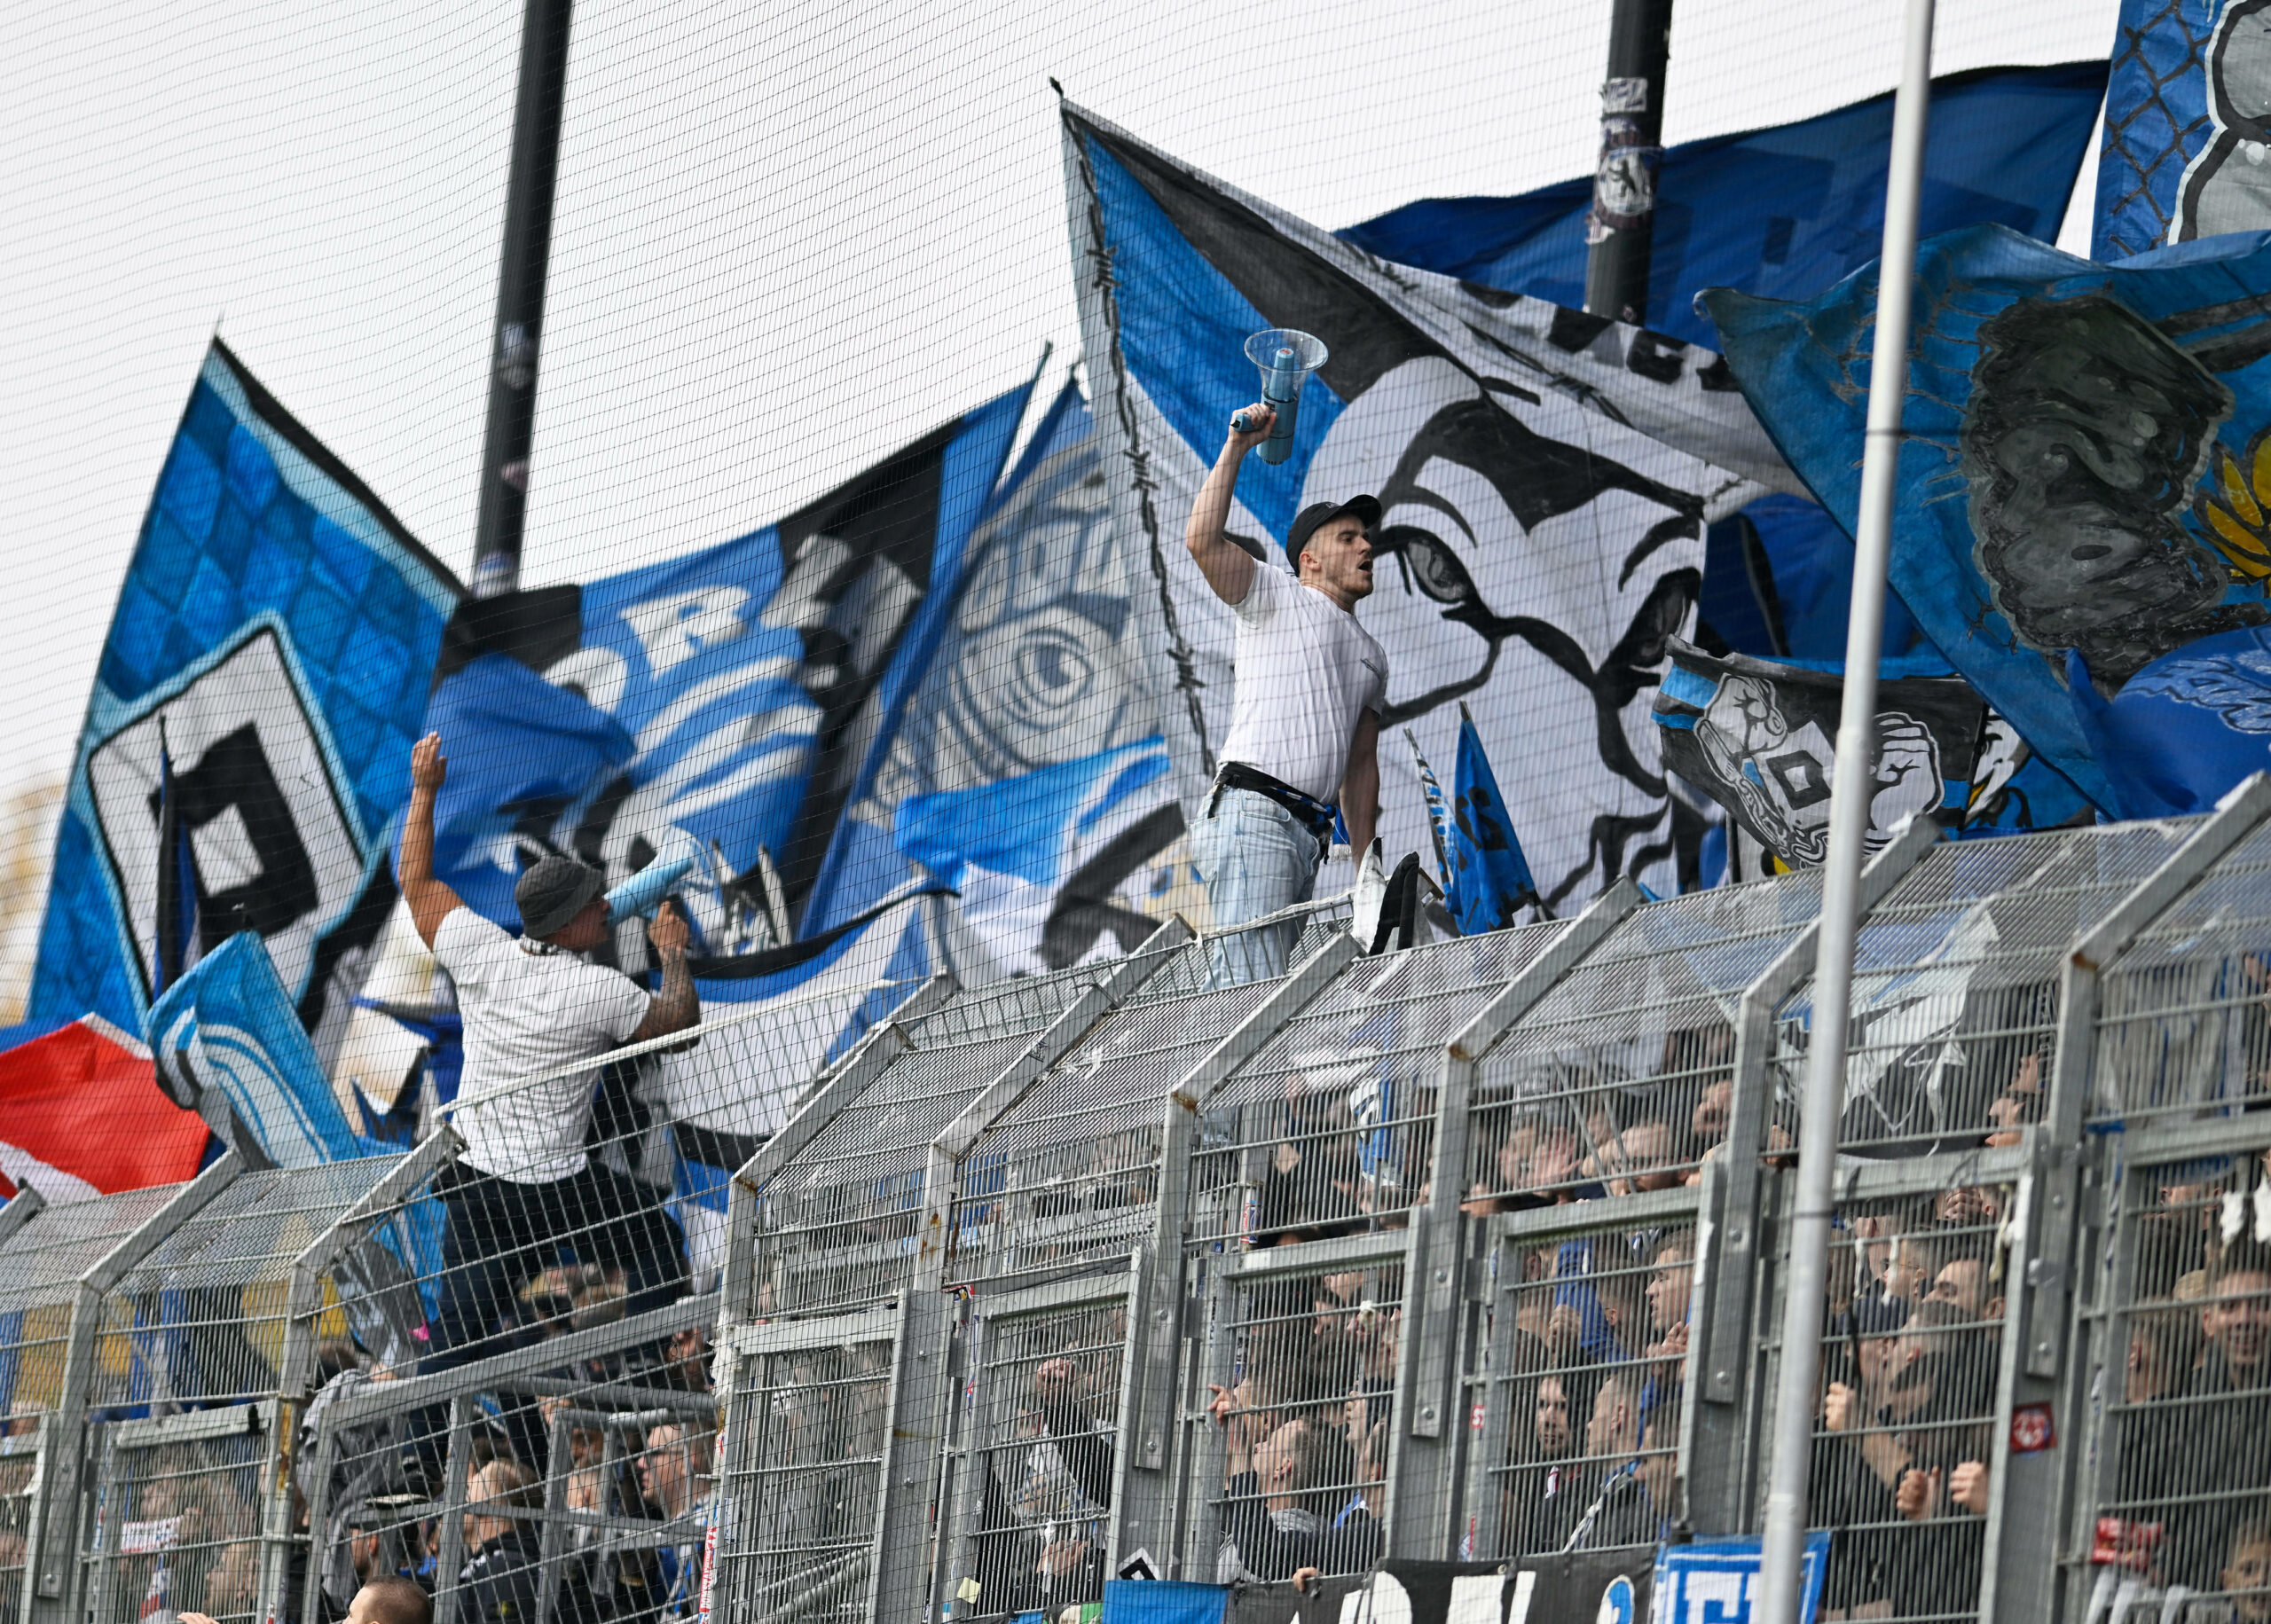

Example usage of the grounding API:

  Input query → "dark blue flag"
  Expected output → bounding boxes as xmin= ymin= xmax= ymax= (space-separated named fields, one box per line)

xmin=1446 ymin=705 xmax=1543 ymax=933
xmin=1341 ymin=62 xmax=2103 ymax=349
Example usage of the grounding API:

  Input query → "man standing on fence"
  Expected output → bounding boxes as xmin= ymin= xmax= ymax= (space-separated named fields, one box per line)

xmin=1184 ymin=402 xmax=1386 ymax=981
xmin=397 ymin=733 xmax=696 ymax=1381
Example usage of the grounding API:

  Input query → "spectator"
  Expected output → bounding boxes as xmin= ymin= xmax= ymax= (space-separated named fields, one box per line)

xmin=446 ymin=1462 xmax=539 ymax=1624
xmin=1925 ymin=1244 xmax=2007 ymax=1322
xmin=1506 ymin=1372 xmax=1583 ymax=1556
xmin=2183 ymin=1519 xmax=2271 ymax=1623
xmin=1557 ymin=1368 xmax=1654 ymax=1552
xmin=1643 ymin=1233 xmax=1695 ymax=1385
xmin=396 ymin=734 xmax=695 ymax=1385
xmin=1215 ymin=1415 xmax=1363 ymax=1581
xmin=2180 ymin=1243 xmax=2271 ymax=1587
xmin=634 ymin=1424 xmax=716 ymax=1622
xmin=189 ymin=1574 xmax=431 ymax=1624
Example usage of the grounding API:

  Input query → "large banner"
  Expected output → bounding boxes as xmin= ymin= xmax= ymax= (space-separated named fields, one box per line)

xmin=1704 ymin=224 xmax=2271 ymax=819
xmin=425 ymin=383 xmax=1028 ymax=958
xmin=1654 ymin=639 xmax=1990 ymax=867
xmin=875 ymin=382 xmax=1184 ymax=978
xmin=1062 ymin=105 xmax=1795 ymax=907
xmin=26 ymin=342 xmax=463 ymax=1048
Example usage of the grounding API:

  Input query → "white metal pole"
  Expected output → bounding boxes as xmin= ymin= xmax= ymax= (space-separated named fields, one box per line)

xmin=1754 ymin=0 xmax=1935 ymax=1618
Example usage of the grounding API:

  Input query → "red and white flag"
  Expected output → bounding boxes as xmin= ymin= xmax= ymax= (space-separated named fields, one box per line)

xmin=0 ymin=1017 xmax=210 ymax=1201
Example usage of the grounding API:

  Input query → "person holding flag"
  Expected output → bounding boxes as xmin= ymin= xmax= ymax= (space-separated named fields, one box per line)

xmin=1184 ymin=402 xmax=1387 ymax=981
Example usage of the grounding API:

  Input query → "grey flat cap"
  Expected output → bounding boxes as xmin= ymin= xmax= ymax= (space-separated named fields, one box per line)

xmin=515 ymin=855 xmax=608 ymax=939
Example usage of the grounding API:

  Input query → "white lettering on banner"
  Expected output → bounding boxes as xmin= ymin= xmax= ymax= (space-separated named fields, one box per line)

xmin=1505 ymin=1572 xmax=1537 ymax=1624
xmin=1446 ymin=1575 xmax=1502 ymax=1624
xmin=1662 ymin=1569 xmax=1749 ymax=1620
xmin=623 ymin=587 xmax=751 ymax=673
xmin=1366 ymin=1574 xmax=1413 ymax=1624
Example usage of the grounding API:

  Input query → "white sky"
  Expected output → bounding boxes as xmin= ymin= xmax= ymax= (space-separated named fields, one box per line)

xmin=0 ymin=0 xmax=2115 ymax=803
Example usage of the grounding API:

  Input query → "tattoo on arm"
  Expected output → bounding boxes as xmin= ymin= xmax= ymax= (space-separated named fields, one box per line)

xmin=633 ymin=947 xmax=702 ymax=1046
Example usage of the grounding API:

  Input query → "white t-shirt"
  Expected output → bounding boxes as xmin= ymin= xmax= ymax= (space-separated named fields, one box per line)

xmin=433 ymin=908 xmax=652 ymax=1182
xmin=1216 ymin=561 xmax=1389 ymax=803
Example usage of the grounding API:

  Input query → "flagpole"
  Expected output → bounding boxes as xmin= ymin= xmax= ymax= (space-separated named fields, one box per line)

xmin=1755 ymin=0 xmax=1934 ymax=1618
xmin=469 ymin=0 xmax=577 ymax=599
xmin=1583 ymin=0 xmax=1675 ymax=323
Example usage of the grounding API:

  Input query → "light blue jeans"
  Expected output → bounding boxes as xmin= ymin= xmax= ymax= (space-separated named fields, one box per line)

xmin=1191 ymin=787 xmax=1327 ymax=985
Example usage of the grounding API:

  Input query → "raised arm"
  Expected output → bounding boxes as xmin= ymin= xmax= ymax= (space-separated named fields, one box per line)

xmin=628 ymin=900 xmax=701 ymax=1045
xmin=399 ymin=733 xmax=466 ymax=948
xmin=1341 ymin=710 xmax=1381 ymax=857
xmin=1183 ymin=405 xmax=1273 ymax=605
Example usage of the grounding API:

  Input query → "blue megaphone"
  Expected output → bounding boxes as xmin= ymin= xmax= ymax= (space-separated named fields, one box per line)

xmin=1229 ymin=329 xmax=1329 ymax=466
xmin=604 ymin=828 xmax=704 ymax=926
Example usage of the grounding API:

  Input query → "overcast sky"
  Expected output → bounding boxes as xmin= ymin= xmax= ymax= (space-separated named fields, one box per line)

xmin=0 ymin=0 xmax=2114 ymax=801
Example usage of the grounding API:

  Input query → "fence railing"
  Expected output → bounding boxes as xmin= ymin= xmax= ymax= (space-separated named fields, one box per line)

xmin=16 ymin=803 xmax=2271 ymax=1623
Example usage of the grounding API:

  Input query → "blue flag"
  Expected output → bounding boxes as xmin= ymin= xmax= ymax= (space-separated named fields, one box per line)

xmin=147 ymin=930 xmax=369 ymax=1167
xmin=1702 ymin=224 xmax=2271 ymax=816
xmin=2097 ymin=0 xmax=2268 ymax=260
xmin=1446 ymin=707 xmax=1542 ymax=934
xmin=418 ymin=382 xmax=1028 ymax=955
xmin=28 ymin=342 xmax=462 ymax=1041
xmin=1344 ymin=61 xmax=2103 ymax=348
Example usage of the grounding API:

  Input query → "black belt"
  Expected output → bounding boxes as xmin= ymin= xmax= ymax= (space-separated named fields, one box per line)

xmin=1209 ymin=761 xmax=1339 ymax=841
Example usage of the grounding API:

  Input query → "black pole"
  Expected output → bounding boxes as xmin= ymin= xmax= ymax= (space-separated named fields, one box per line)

xmin=469 ymin=0 xmax=576 ymax=598
xmin=1583 ymin=0 xmax=1675 ymax=325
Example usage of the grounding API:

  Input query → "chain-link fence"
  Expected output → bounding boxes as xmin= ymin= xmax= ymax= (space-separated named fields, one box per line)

xmin=21 ymin=799 xmax=2271 ymax=1622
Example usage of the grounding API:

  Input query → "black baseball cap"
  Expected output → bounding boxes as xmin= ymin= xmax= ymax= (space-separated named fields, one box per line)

xmin=1285 ymin=495 xmax=1381 ymax=563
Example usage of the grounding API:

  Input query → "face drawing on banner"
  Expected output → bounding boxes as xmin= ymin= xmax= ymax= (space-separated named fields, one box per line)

xmin=2177 ymin=0 xmax=2271 ymax=240
xmin=1302 ymin=356 xmax=1701 ymax=808
xmin=1689 ymin=674 xmax=1940 ymax=863
xmin=1961 ymin=294 xmax=2266 ymax=689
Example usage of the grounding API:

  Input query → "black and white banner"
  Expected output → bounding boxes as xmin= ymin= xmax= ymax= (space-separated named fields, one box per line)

xmin=1064 ymin=105 xmax=1798 ymax=906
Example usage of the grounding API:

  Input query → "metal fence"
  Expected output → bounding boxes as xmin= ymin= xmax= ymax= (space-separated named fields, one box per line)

xmin=17 ymin=796 xmax=2271 ymax=1622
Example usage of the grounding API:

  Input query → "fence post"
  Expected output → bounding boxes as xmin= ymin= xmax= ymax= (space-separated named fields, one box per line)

xmin=1984 ymin=778 xmax=2271 ymax=1624
xmin=1124 ymin=932 xmax=1359 ymax=1579
xmin=1392 ymin=881 xmax=1641 ymax=1557
xmin=880 ymin=928 xmax=1186 ymax=1622
xmin=29 ymin=1151 xmax=243 ymax=1622
xmin=1689 ymin=814 xmax=1939 ymax=1534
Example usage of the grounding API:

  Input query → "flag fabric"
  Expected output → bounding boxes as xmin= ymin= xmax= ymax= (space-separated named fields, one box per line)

xmin=1062 ymin=103 xmax=1793 ymax=909
xmin=422 ymin=384 xmax=1028 ymax=960
xmin=27 ymin=341 xmax=462 ymax=1052
xmin=2097 ymin=0 xmax=2271 ymax=260
xmin=869 ymin=381 xmax=1187 ymax=976
xmin=147 ymin=930 xmax=369 ymax=1168
xmin=0 ymin=1017 xmax=209 ymax=1199
xmin=2066 ymin=626 xmax=2271 ymax=819
xmin=1403 ymin=729 xmax=1453 ymax=885
xmin=1701 ymin=224 xmax=2271 ymax=818
xmin=1653 ymin=639 xmax=1989 ymax=867
xmin=1444 ymin=707 xmax=1543 ymax=933
xmin=1344 ymin=62 xmax=2104 ymax=348
xmin=150 ymin=725 xmax=203 ymax=996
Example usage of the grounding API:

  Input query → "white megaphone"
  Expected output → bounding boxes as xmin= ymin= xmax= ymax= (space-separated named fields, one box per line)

xmin=1229 ymin=328 xmax=1328 ymax=466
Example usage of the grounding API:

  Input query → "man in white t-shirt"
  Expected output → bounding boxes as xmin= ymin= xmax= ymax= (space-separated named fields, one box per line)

xmin=397 ymin=732 xmax=701 ymax=1377
xmin=1184 ymin=400 xmax=1387 ymax=981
